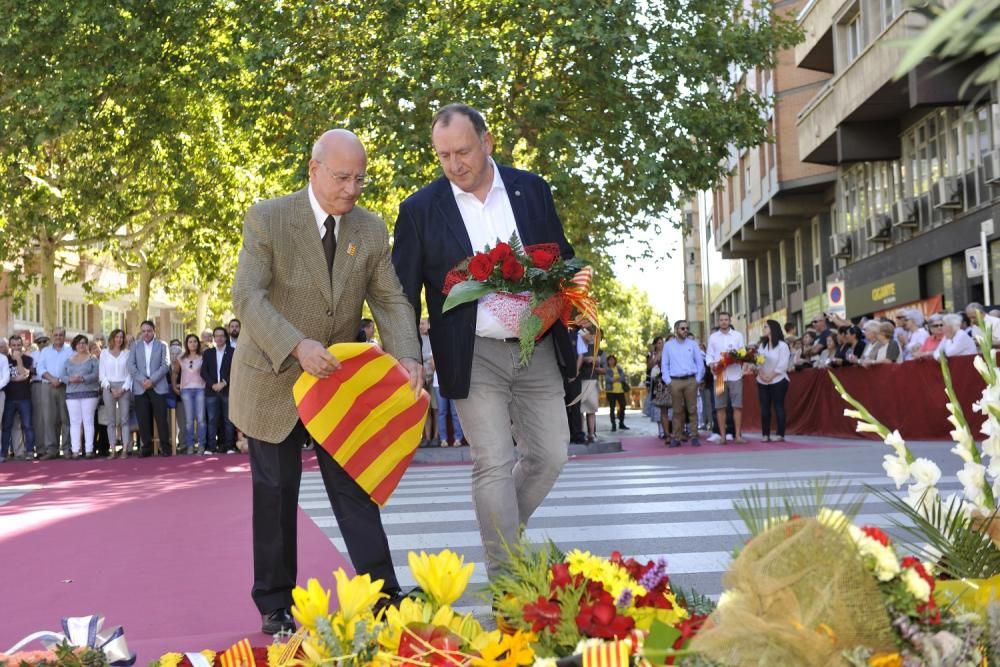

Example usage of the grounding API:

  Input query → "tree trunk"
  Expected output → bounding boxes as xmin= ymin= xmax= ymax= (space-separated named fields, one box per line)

xmin=136 ymin=265 xmax=152 ymax=327
xmin=38 ymin=234 xmax=58 ymax=334
xmin=195 ymin=287 xmax=210 ymax=334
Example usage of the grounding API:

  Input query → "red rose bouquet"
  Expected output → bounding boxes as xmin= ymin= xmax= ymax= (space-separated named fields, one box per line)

xmin=442 ymin=234 xmax=596 ymax=365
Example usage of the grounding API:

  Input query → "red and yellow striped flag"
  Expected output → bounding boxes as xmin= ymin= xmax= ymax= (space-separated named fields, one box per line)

xmin=293 ymin=343 xmax=429 ymax=506
xmin=219 ymin=638 xmax=255 ymax=667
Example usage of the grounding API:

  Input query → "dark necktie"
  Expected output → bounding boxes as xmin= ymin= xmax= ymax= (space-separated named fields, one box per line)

xmin=323 ymin=215 xmax=337 ymax=272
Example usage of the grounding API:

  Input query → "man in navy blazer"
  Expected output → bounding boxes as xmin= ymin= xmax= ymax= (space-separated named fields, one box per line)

xmin=126 ymin=319 xmax=172 ymax=457
xmin=201 ymin=326 xmax=235 ymax=454
xmin=392 ymin=104 xmax=575 ymax=578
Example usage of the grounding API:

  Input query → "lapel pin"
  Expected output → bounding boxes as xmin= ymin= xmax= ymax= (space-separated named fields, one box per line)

xmin=514 ymin=190 xmax=521 ymax=196
xmin=347 ymin=242 xmax=357 ymax=256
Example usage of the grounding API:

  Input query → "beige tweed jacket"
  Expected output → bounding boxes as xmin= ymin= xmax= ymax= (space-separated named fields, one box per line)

xmin=230 ymin=187 xmax=421 ymax=443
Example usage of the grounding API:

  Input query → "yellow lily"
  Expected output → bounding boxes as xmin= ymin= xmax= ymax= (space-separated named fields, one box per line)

xmin=471 ymin=631 xmax=536 ymax=667
xmin=291 ymin=578 xmax=331 ymax=630
xmin=378 ymin=597 xmax=429 ymax=650
xmin=333 ymin=568 xmax=387 ymax=622
xmin=407 ymin=550 xmax=475 ymax=607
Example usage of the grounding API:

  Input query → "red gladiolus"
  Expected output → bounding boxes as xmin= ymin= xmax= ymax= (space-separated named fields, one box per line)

xmin=500 ymin=255 xmax=525 ymax=281
xmin=550 ymin=562 xmax=574 ymax=591
xmin=861 ymin=526 xmax=891 ymax=547
xmin=523 ymin=595 xmax=562 ymax=632
xmin=488 ymin=242 xmax=513 ymax=264
xmin=575 ymin=601 xmax=635 ymax=639
xmin=528 ymin=249 xmax=558 ymax=270
xmin=468 ymin=253 xmax=495 ymax=281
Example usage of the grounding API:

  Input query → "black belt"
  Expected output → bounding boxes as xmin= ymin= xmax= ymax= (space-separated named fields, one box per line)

xmin=502 ymin=337 xmax=520 ymax=343
xmin=671 ymin=374 xmax=695 ymax=379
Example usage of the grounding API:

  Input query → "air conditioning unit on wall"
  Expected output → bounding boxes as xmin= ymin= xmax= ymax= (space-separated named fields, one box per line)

xmin=865 ymin=214 xmax=892 ymax=243
xmin=932 ymin=176 xmax=963 ymax=209
xmin=892 ymin=198 xmax=918 ymax=228
xmin=985 ymin=150 xmax=1000 ymax=185
xmin=829 ymin=232 xmax=852 ymax=259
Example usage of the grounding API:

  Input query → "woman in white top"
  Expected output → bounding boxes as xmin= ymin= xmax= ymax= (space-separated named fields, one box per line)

xmin=934 ymin=313 xmax=978 ymax=360
xmin=754 ymin=319 xmax=790 ymax=442
xmin=99 ymin=328 xmax=132 ymax=458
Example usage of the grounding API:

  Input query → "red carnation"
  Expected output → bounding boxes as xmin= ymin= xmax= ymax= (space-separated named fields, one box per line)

xmin=523 ymin=595 xmax=562 ymax=633
xmin=528 ymin=249 xmax=558 ymax=270
xmin=489 ymin=242 xmax=513 ymax=264
xmin=500 ymin=255 xmax=525 ymax=282
xmin=468 ymin=253 xmax=495 ymax=281
xmin=575 ymin=600 xmax=635 ymax=639
xmin=861 ymin=526 xmax=890 ymax=547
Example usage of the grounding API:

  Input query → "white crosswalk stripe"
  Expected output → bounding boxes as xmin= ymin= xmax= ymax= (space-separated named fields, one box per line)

xmin=297 ymin=460 xmax=942 ymax=600
xmin=0 ymin=484 xmax=41 ymax=506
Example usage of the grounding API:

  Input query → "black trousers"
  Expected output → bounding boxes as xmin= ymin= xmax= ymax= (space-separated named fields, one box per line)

xmin=607 ymin=392 xmax=627 ymax=426
xmin=757 ymin=379 xmax=789 ymax=437
xmin=564 ymin=377 xmax=584 ymax=440
xmin=249 ymin=422 xmax=399 ymax=614
xmin=134 ymin=390 xmax=170 ymax=456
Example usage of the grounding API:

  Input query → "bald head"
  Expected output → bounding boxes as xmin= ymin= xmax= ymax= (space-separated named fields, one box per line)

xmin=309 ymin=129 xmax=367 ymax=216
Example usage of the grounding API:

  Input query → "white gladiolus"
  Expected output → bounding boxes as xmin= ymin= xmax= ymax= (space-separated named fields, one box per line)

xmin=957 ymin=462 xmax=988 ymax=508
xmin=884 ymin=430 xmax=907 ymax=458
xmin=951 ymin=441 xmax=975 ymax=464
xmin=909 ymin=458 xmax=941 ymax=488
xmin=983 ymin=435 xmax=1000 ymax=459
xmin=844 ymin=409 xmax=863 ymax=420
xmin=818 ymin=508 xmax=849 ymax=530
xmin=906 ymin=484 xmax=939 ymax=513
xmin=974 ymin=354 xmax=990 ymax=377
xmin=901 ymin=567 xmax=931 ymax=602
xmin=883 ymin=454 xmax=911 ymax=488
xmin=856 ymin=422 xmax=881 ymax=434
xmin=947 ymin=413 xmax=963 ymax=430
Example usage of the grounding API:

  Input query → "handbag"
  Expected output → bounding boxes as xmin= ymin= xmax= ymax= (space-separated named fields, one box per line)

xmin=651 ymin=378 xmax=672 ymax=407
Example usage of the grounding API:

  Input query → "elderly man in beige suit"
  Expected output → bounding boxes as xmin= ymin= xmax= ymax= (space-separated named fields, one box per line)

xmin=232 ymin=129 xmax=423 ymax=635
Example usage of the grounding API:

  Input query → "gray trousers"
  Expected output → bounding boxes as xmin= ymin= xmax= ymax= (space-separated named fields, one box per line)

xmin=454 ymin=336 xmax=569 ymax=578
xmin=42 ymin=383 xmax=71 ymax=455
xmin=103 ymin=384 xmax=132 ymax=448
xmin=31 ymin=382 xmax=47 ymax=454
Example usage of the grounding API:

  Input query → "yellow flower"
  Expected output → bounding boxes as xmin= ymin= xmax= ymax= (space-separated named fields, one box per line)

xmin=868 ymin=653 xmax=903 ymax=667
xmin=333 ymin=568 xmax=387 ymax=622
xmin=737 ymin=347 xmax=746 ymax=356
xmin=408 ymin=550 xmax=475 ymax=607
xmin=292 ymin=578 xmax=331 ymax=630
xmin=471 ymin=631 xmax=536 ymax=667
xmin=158 ymin=653 xmax=183 ymax=667
xmin=378 ymin=597 xmax=429 ymax=650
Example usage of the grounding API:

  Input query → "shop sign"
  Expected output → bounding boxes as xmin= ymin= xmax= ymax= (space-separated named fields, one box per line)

xmin=846 ymin=268 xmax=921 ymax=316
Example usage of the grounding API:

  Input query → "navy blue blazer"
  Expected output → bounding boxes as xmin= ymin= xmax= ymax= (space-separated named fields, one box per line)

xmin=201 ymin=345 xmax=234 ymax=397
xmin=392 ymin=164 xmax=576 ymax=399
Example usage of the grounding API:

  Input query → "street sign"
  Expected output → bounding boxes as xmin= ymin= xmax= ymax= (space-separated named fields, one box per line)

xmin=966 ymin=246 xmax=985 ymax=278
xmin=827 ymin=281 xmax=846 ymax=317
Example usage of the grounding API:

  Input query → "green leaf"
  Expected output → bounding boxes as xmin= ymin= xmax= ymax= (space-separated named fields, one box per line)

xmin=644 ymin=618 xmax=683 ymax=666
xmin=442 ymin=280 xmax=492 ymax=312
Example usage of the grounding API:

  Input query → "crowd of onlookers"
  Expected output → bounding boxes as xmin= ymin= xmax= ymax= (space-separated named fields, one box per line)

xmin=0 ymin=319 xmax=245 ymax=462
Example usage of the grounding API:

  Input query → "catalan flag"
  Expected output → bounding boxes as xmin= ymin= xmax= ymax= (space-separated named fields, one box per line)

xmin=219 ymin=638 xmax=255 ymax=667
xmin=293 ymin=343 xmax=429 ymax=506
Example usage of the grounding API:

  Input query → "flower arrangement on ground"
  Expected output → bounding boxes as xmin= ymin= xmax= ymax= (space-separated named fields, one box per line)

xmin=488 ymin=542 xmax=708 ymax=665
xmin=831 ymin=315 xmax=1000 ymax=593
xmin=441 ymin=234 xmax=596 ymax=365
xmin=692 ymin=498 xmax=988 ymax=666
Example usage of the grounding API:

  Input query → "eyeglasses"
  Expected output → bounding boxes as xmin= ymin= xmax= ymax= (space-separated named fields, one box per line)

xmin=930 ymin=323 xmax=943 ymax=328
xmin=317 ymin=161 xmax=367 ymax=189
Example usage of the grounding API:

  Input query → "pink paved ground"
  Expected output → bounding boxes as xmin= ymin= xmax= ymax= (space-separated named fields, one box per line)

xmin=0 ymin=456 xmax=348 ymax=660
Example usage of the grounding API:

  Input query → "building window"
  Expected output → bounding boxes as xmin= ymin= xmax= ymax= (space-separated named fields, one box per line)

xmin=15 ymin=292 xmax=42 ymax=324
xmin=812 ymin=218 xmax=821 ymax=281
xmin=794 ymin=229 xmax=804 ymax=284
xmin=881 ymin=0 xmax=901 ymax=30
xmin=59 ymin=299 xmax=87 ymax=332
xmin=846 ymin=13 xmax=863 ymax=63
xmin=741 ymin=155 xmax=751 ymax=200
xmin=170 ymin=321 xmax=185 ymax=342
xmin=100 ymin=308 xmax=126 ymax=334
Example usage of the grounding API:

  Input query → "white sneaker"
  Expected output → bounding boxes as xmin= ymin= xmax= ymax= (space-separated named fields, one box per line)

xmin=706 ymin=433 xmax=721 ymax=443
xmin=725 ymin=434 xmax=734 ymax=442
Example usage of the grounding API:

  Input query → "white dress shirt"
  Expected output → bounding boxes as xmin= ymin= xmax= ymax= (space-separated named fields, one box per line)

xmin=216 ymin=345 xmax=226 ymax=383
xmin=935 ymin=332 xmax=978 ymax=359
xmin=0 ymin=352 xmax=8 ymax=392
xmin=99 ymin=348 xmax=132 ymax=391
xmin=308 ymin=184 xmax=341 ymax=242
xmin=36 ymin=343 xmax=72 ymax=384
xmin=143 ymin=340 xmax=155 ymax=376
xmin=450 ymin=159 xmax=523 ymax=339
xmin=902 ymin=328 xmax=929 ymax=361
xmin=706 ymin=328 xmax=746 ymax=382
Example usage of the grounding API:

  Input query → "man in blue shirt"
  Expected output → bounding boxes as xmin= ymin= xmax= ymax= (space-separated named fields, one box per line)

xmin=660 ymin=320 xmax=705 ymax=448
xmin=34 ymin=327 xmax=73 ymax=459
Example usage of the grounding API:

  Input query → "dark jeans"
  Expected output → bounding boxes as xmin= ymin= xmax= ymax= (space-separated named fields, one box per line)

xmin=206 ymin=393 xmax=235 ymax=452
xmin=564 ymin=376 xmax=584 ymax=441
xmin=2 ymin=399 xmax=34 ymax=457
xmin=134 ymin=390 xmax=171 ymax=456
xmin=607 ymin=392 xmax=627 ymax=427
xmin=757 ymin=379 xmax=789 ymax=437
xmin=249 ymin=422 xmax=399 ymax=614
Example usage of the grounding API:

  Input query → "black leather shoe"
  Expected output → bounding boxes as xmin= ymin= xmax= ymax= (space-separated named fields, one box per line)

xmin=261 ymin=608 xmax=295 ymax=635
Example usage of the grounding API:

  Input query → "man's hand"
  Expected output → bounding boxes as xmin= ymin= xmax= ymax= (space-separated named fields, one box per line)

xmin=293 ymin=339 xmax=341 ymax=378
xmin=143 ymin=379 xmax=153 ymax=390
xmin=49 ymin=378 xmax=61 ymax=388
xmin=212 ymin=381 xmax=226 ymax=392
xmin=399 ymin=358 xmax=425 ymax=400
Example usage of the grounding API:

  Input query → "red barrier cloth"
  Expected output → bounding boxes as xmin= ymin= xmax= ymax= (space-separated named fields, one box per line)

xmin=740 ymin=355 xmax=987 ymax=441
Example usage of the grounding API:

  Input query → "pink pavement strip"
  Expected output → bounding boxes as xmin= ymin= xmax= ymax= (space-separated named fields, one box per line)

xmin=0 ymin=455 xmax=349 ymax=660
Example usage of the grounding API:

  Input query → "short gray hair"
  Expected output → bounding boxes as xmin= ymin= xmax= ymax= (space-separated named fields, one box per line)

xmin=943 ymin=313 xmax=963 ymax=331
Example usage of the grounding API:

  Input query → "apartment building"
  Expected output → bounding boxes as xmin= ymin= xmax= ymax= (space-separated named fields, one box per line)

xmin=0 ymin=254 xmax=185 ymax=343
xmin=795 ymin=0 xmax=1000 ymax=316
xmin=702 ymin=0 xmax=837 ymax=336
